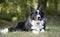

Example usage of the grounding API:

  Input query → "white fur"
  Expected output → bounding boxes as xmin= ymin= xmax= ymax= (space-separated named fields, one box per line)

xmin=31 ymin=20 xmax=40 ymax=31
xmin=31 ymin=20 xmax=44 ymax=30
xmin=32 ymin=30 xmax=39 ymax=34
xmin=0 ymin=28 xmax=9 ymax=34
xmin=37 ymin=10 xmax=39 ymax=13
xmin=39 ymin=20 xmax=44 ymax=29
xmin=31 ymin=20 xmax=45 ymax=34
xmin=40 ymin=29 xmax=45 ymax=33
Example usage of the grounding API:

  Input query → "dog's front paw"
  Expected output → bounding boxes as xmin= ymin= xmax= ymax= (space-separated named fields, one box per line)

xmin=40 ymin=29 xmax=45 ymax=33
xmin=32 ymin=30 xmax=39 ymax=34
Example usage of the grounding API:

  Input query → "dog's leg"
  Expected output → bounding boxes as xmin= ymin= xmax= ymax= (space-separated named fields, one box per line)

xmin=9 ymin=22 xmax=26 ymax=31
xmin=39 ymin=18 xmax=47 ymax=33
xmin=8 ymin=26 xmax=17 ymax=32
xmin=0 ymin=26 xmax=19 ymax=34
xmin=39 ymin=21 xmax=45 ymax=33
xmin=0 ymin=22 xmax=25 ymax=34
xmin=25 ymin=21 xmax=32 ymax=31
xmin=0 ymin=26 xmax=17 ymax=34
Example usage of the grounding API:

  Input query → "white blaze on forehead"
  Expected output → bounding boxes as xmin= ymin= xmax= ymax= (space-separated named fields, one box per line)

xmin=37 ymin=10 xmax=39 ymax=13
xmin=36 ymin=10 xmax=41 ymax=18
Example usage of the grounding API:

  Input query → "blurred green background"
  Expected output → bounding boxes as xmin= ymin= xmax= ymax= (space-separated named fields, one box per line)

xmin=0 ymin=0 xmax=60 ymax=28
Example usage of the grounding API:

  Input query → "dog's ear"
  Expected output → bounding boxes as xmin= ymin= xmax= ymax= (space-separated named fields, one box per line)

xmin=38 ymin=5 xmax=44 ymax=12
xmin=30 ymin=6 xmax=36 ymax=13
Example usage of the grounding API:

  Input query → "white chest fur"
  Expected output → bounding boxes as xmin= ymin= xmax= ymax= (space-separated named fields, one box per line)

xmin=31 ymin=20 xmax=44 ymax=30
xmin=31 ymin=20 xmax=45 ymax=34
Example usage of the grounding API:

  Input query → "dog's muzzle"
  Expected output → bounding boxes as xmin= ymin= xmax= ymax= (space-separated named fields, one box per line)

xmin=36 ymin=15 xmax=41 ymax=20
xmin=38 ymin=17 xmax=41 ymax=20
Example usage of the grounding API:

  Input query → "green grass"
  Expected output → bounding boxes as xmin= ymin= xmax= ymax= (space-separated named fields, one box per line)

xmin=0 ymin=25 xmax=60 ymax=37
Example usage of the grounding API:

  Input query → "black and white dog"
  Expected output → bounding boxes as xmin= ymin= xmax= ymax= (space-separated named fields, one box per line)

xmin=0 ymin=5 xmax=46 ymax=34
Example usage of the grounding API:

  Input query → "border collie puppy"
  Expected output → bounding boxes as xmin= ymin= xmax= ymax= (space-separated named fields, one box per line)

xmin=0 ymin=5 xmax=47 ymax=34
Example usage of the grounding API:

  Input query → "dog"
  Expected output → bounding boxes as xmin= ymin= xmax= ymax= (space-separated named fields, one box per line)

xmin=0 ymin=5 xmax=47 ymax=34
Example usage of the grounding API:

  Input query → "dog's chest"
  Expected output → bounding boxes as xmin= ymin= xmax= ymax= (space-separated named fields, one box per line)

xmin=31 ymin=20 xmax=40 ymax=30
xmin=31 ymin=20 xmax=44 ymax=30
xmin=31 ymin=20 xmax=40 ymax=26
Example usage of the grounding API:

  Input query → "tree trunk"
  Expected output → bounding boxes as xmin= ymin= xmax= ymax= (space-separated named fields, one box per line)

xmin=38 ymin=0 xmax=48 ymax=15
xmin=19 ymin=0 xmax=30 ymax=20
xmin=54 ymin=0 xmax=58 ymax=15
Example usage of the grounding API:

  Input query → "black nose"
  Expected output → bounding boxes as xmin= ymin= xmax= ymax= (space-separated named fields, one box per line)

xmin=38 ymin=17 xmax=41 ymax=20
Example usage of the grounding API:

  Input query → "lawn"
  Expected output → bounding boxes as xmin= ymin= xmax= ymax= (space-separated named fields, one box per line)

xmin=0 ymin=25 xmax=60 ymax=37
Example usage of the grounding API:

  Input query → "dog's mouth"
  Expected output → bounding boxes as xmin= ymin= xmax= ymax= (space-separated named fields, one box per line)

xmin=35 ymin=17 xmax=41 ymax=24
xmin=38 ymin=17 xmax=41 ymax=20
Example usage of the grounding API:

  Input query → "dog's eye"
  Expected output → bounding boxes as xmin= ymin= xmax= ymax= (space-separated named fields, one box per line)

xmin=35 ymin=12 xmax=37 ymax=14
xmin=39 ymin=13 xmax=40 ymax=14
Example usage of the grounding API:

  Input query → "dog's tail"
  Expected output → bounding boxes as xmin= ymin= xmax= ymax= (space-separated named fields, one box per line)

xmin=0 ymin=28 xmax=9 ymax=34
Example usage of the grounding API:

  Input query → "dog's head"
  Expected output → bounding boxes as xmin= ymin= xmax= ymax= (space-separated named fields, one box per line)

xmin=30 ymin=5 xmax=44 ymax=21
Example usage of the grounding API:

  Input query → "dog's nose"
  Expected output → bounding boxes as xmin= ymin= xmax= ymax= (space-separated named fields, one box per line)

xmin=38 ymin=17 xmax=41 ymax=20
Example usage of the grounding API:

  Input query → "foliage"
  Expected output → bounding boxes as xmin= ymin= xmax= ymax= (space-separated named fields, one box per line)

xmin=0 ymin=0 xmax=30 ymax=22
xmin=0 ymin=0 xmax=60 ymax=22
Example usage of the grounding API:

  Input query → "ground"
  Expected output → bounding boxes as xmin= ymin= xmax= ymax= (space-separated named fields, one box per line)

xmin=0 ymin=25 xmax=60 ymax=37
